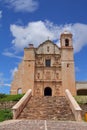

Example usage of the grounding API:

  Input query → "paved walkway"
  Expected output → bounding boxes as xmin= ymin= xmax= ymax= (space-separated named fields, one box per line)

xmin=0 ymin=120 xmax=87 ymax=130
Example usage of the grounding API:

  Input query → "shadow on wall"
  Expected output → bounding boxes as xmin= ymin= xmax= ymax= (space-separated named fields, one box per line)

xmin=77 ymin=89 xmax=87 ymax=95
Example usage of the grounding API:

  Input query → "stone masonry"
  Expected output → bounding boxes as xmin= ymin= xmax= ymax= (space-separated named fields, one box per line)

xmin=18 ymin=96 xmax=75 ymax=121
xmin=0 ymin=101 xmax=17 ymax=109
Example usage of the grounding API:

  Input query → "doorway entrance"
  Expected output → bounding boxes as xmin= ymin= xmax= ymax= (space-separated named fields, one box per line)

xmin=44 ymin=87 xmax=52 ymax=96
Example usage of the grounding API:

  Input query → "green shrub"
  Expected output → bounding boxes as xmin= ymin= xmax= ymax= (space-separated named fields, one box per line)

xmin=0 ymin=109 xmax=13 ymax=122
xmin=74 ymin=96 xmax=87 ymax=104
xmin=0 ymin=94 xmax=24 ymax=102
xmin=0 ymin=93 xmax=7 ymax=98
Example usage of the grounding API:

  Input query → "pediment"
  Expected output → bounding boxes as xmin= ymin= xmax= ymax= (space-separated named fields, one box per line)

xmin=36 ymin=40 xmax=60 ymax=54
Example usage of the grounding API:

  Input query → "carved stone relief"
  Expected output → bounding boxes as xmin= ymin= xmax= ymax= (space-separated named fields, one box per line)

xmin=55 ymin=85 xmax=60 ymax=95
xmin=37 ymin=73 xmax=40 ymax=79
xmin=53 ymin=55 xmax=61 ymax=66
xmin=35 ymin=71 xmax=42 ymax=80
xmin=35 ymin=87 xmax=40 ymax=96
xmin=45 ymin=71 xmax=51 ymax=80
xmin=36 ymin=55 xmax=43 ymax=65
xmin=56 ymin=73 xmax=59 ymax=80
xmin=45 ymin=55 xmax=51 ymax=59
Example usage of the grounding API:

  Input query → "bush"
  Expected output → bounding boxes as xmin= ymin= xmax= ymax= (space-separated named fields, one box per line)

xmin=10 ymin=94 xmax=24 ymax=101
xmin=0 ymin=94 xmax=24 ymax=102
xmin=0 ymin=109 xmax=13 ymax=122
xmin=0 ymin=93 xmax=7 ymax=98
xmin=74 ymin=96 xmax=87 ymax=104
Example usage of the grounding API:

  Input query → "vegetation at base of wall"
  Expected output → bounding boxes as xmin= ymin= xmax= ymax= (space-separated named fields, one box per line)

xmin=0 ymin=109 xmax=13 ymax=122
xmin=74 ymin=96 xmax=87 ymax=104
xmin=0 ymin=94 xmax=24 ymax=102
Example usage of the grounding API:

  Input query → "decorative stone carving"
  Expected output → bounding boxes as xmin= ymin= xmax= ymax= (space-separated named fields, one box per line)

xmin=37 ymin=73 xmax=40 ymax=79
xmin=45 ymin=71 xmax=51 ymax=80
xmin=55 ymin=73 xmax=58 ymax=79
xmin=36 ymin=55 xmax=43 ymax=65
xmin=35 ymin=88 xmax=40 ymax=96
xmin=55 ymin=85 xmax=60 ymax=95
xmin=53 ymin=55 xmax=61 ymax=66
xmin=45 ymin=55 xmax=51 ymax=59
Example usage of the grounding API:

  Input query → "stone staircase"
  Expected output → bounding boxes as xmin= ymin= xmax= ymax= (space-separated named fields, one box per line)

xmin=18 ymin=96 xmax=75 ymax=121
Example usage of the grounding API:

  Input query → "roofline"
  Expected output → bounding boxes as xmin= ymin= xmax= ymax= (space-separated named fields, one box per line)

xmin=76 ymin=81 xmax=87 ymax=84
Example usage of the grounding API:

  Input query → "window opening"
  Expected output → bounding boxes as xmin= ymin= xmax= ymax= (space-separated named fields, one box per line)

xmin=65 ymin=39 xmax=69 ymax=46
xmin=45 ymin=59 xmax=51 ymax=67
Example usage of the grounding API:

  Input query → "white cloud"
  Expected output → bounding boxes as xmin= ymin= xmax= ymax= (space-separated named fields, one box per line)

xmin=10 ymin=20 xmax=87 ymax=53
xmin=10 ymin=67 xmax=18 ymax=78
xmin=0 ymin=83 xmax=11 ymax=87
xmin=4 ymin=84 xmax=11 ymax=87
xmin=3 ymin=0 xmax=38 ymax=12
xmin=71 ymin=23 xmax=87 ymax=53
xmin=2 ymin=50 xmax=22 ymax=59
xmin=0 ymin=10 xmax=2 ymax=19
xmin=10 ymin=21 xmax=60 ymax=51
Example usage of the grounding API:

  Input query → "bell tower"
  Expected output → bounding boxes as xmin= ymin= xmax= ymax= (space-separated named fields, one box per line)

xmin=60 ymin=31 xmax=76 ymax=95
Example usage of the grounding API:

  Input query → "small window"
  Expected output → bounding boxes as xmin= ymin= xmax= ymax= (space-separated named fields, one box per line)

xmin=65 ymin=39 xmax=69 ymax=46
xmin=45 ymin=59 xmax=51 ymax=67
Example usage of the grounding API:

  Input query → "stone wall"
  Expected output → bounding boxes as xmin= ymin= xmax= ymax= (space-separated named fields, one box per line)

xmin=80 ymin=104 xmax=87 ymax=119
xmin=0 ymin=101 xmax=17 ymax=109
xmin=76 ymin=82 xmax=87 ymax=95
xmin=76 ymin=82 xmax=87 ymax=90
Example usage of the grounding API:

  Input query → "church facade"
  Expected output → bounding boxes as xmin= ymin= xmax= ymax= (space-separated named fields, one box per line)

xmin=11 ymin=31 xmax=76 ymax=96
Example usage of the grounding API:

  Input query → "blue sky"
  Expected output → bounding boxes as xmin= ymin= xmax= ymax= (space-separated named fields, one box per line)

xmin=0 ymin=0 xmax=87 ymax=94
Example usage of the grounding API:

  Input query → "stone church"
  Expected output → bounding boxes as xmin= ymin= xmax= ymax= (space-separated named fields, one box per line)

xmin=11 ymin=31 xmax=76 ymax=96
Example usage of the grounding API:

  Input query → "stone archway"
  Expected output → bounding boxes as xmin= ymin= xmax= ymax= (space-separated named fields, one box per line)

xmin=17 ymin=88 xmax=22 ymax=94
xmin=44 ymin=87 xmax=52 ymax=96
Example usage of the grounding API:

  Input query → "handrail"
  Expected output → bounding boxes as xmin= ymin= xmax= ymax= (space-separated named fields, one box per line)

xmin=12 ymin=89 xmax=32 ymax=119
xmin=65 ymin=89 xmax=82 ymax=121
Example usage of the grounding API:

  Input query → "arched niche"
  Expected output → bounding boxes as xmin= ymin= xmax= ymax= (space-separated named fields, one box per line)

xmin=65 ymin=38 xmax=69 ymax=46
xmin=17 ymin=88 xmax=22 ymax=94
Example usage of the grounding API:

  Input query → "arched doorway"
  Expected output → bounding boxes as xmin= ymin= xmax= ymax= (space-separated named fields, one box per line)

xmin=44 ymin=87 xmax=52 ymax=96
xmin=17 ymin=88 xmax=22 ymax=94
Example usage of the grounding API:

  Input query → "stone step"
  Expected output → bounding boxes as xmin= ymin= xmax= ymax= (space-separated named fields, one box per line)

xmin=1 ymin=120 xmax=87 ymax=130
xmin=18 ymin=96 xmax=75 ymax=121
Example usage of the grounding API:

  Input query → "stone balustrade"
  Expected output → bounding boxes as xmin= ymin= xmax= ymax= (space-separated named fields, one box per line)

xmin=65 ymin=89 xmax=82 ymax=121
xmin=12 ymin=89 xmax=32 ymax=119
